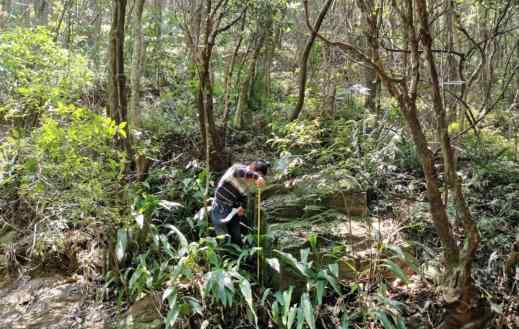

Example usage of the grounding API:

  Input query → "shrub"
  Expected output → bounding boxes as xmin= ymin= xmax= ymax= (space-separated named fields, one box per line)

xmin=0 ymin=27 xmax=92 ymax=128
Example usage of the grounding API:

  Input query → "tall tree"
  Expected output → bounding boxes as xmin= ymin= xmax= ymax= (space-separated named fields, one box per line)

xmin=108 ymin=0 xmax=131 ymax=157
xmin=303 ymin=0 xmax=492 ymax=327
xmin=289 ymin=0 xmax=333 ymax=122
xmin=129 ymin=0 xmax=146 ymax=179
xmin=177 ymin=0 xmax=246 ymax=171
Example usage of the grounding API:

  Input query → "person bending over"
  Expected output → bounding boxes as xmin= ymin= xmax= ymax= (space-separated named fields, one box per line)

xmin=211 ymin=160 xmax=269 ymax=246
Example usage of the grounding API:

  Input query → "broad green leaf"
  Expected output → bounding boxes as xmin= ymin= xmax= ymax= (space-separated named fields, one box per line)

xmin=328 ymin=263 xmax=339 ymax=277
xmin=128 ymin=268 xmax=143 ymax=294
xmin=260 ymin=288 xmax=272 ymax=306
xmin=239 ymin=278 xmax=258 ymax=328
xmin=272 ymin=301 xmax=280 ymax=324
xmin=296 ymin=304 xmax=304 ymax=329
xmin=266 ymin=257 xmax=281 ymax=272
xmin=383 ymin=259 xmax=409 ymax=285
xmin=301 ymin=293 xmax=316 ymax=329
xmin=116 ymin=228 xmax=127 ymax=262
xmin=162 ymin=287 xmax=176 ymax=302
xmin=287 ymin=305 xmax=297 ymax=329
xmin=316 ymin=280 xmax=325 ymax=305
xmin=186 ymin=296 xmax=203 ymax=315
xmin=274 ymin=250 xmax=307 ymax=278
xmin=164 ymin=224 xmax=188 ymax=256
xmin=322 ymin=270 xmax=341 ymax=294
xmin=340 ymin=313 xmax=350 ymax=329
xmin=134 ymin=212 xmax=144 ymax=229
xmin=374 ymin=310 xmax=397 ymax=329
xmin=165 ymin=306 xmax=179 ymax=329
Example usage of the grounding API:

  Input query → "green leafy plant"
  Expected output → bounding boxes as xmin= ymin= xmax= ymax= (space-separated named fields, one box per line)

xmin=0 ymin=27 xmax=92 ymax=128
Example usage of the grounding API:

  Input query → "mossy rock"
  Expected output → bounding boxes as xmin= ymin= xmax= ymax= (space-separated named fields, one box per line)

xmin=262 ymin=171 xmax=367 ymax=222
xmin=113 ymin=295 xmax=161 ymax=329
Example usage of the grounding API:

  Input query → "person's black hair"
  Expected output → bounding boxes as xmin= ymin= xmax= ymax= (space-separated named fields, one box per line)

xmin=251 ymin=160 xmax=270 ymax=176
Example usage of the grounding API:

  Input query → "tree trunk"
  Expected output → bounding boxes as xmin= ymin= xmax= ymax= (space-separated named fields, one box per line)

xmin=129 ymin=0 xmax=146 ymax=179
xmin=234 ymin=33 xmax=264 ymax=129
xmin=32 ymin=0 xmax=49 ymax=25
xmin=129 ymin=0 xmax=145 ymax=130
xmin=222 ymin=16 xmax=246 ymax=144
xmin=289 ymin=0 xmax=333 ymax=121
xmin=108 ymin=0 xmax=131 ymax=158
xmin=88 ymin=0 xmax=102 ymax=72
xmin=415 ymin=3 xmax=485 ymax=328
xmin=153 ymin=0 xmax=162 ymax=91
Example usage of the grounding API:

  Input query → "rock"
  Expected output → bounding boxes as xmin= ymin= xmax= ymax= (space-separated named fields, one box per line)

xmin=0 ymin=274 xmax=114 ymax=329
xmin=269 ymin=215 xmax=411 ymax=291
xmin=114 ymin=295 xmax=162 ymax=329
xmin=262 ymin=170 xmax=368 ymax=221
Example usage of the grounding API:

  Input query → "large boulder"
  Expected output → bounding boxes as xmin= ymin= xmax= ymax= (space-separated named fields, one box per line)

xmin=262 ymin=170 xmax=368 ymax=222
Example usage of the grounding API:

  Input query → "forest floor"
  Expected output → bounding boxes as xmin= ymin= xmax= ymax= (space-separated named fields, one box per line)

xmin=0 ymin=131 xmax=518 ymax=329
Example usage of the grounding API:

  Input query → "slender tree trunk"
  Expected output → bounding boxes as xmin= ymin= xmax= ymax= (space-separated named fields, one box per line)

xmin=445 ymin=0 xmax=458 ymax=124
xmin=108 ymin=0 xmax=131 ymax=158
xmin=153 ymin=0 xmax=162 ymax=91
xmin=289 ymin=0 xmax=333 ymax=121
xmin=222 ymin=17 xmax=246 ymax=144
xmin=129 ymin=0 xmax=145 ymax=130
xmin=129 ymin=0 xmax=146 ymax=179
xmin=89 ymin=0 xmax=102 ymax=72
xmin=415 ymin=1 xmax=485 ymax=327
xmin=234 ymin=33 xmax=264 ymax=129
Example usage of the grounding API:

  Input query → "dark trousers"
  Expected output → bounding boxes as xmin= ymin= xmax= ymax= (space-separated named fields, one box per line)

xmin=211 ymin=201 xmax=244 ymax=246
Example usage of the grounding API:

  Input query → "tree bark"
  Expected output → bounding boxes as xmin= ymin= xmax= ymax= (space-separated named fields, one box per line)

xmin=222 ymin=15 xmax=246 ymax=143
xmin=153 ymin=0 xmax=162 ymax=91
xmin=129 ymin=0 xmax=145 ymax=130
xmin=234 ymin=32 xmax=265 ymax=129
xmin=108 ymin=0 xmax=131 ymax=158
xmin=289 ymin=0 xmax=333 ymax=121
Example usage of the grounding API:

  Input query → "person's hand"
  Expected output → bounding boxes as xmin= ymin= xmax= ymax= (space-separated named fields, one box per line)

xmin=256 ymin=176 xmax=265 ymax=188
xmin=237 ymin=207 xmax=245 ymax=216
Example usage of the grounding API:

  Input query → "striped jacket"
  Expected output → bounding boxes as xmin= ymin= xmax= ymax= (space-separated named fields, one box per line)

xmin=214 ymin=164 xmax=260 ymax=208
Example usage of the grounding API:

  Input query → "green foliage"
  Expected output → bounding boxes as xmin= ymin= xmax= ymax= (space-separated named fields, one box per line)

xmin=0 ymin=27 xmax=92 ymax=127
xmin=463 ymin=127 xmax=515 ymax=164
xmin=0 ymin=103 xmax=126 ymax=267
xmin=18 ymin=104 xmax=126 ymax=223
xmin=269 ymin=119 xmax=323 ymax=154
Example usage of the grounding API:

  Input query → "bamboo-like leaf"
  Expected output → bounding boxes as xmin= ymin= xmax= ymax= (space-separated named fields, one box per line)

xmin=340 ymin=313 xmax=350 ymax=329
xmin=296 ymin=305 xmax=304 ymax=329
xmin=274 ymin=250 xmax=307 ymax=278
xmin=134 ymin=212 xmax=144 ymax=229
xmin=328 ymin=263 xmax=339 ymax=277
xmin=287 ymin=305 xmax=297 ymax=329
xmin=266 ymin=257 xmax=281 ymax=273
xmin=162 ymin=287 xmax=176 ymax=302
xmin=239 ymin=278 xmax=258 ymax=328
xmin=322 ymin=270 xmax=341 ymax=294
xmin=260 ymin=288 xmax=272 ymax=306
xmin=301 ymin=293 xmax=316 ymax=329
xmin=383 ymin=259 xmax=409 ymax=285
xmin=115 ymin=228 xmax=127 ymax=262
xmin=164 ymin=224 xmax=188 ymax=256
xmin=165 ymin=306 xmax=179 ymax=329
xmin=316 ymin=280 xmax=325 ymax=305
xmin=374 ymin=310 xmax=397 ymax=329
